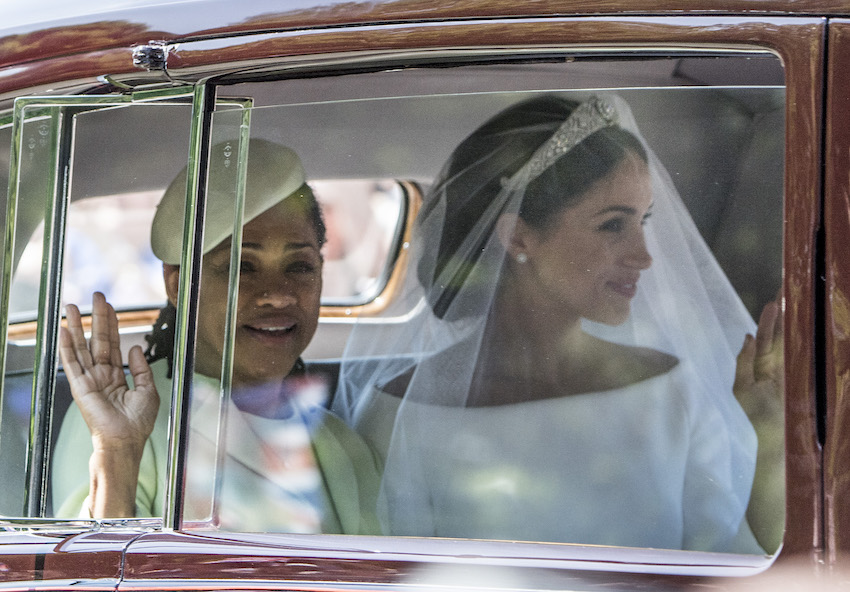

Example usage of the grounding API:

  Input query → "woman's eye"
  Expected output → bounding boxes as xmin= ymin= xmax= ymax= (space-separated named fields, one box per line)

xmin=598 ymin=218 xmax=625 ymax=233
xmin=239 ymin=260 xmax=257 ymax=273
xmin=287 ymin=261 xmax=317 ymax=274
xmin=207 ymin=258 xmax=231 ymax=275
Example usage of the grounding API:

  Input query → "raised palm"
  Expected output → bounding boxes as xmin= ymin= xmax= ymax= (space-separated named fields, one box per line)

xmin=733 ymin=298 xmax=784 ymax=553
xmin=734 ymin=299 xmax=783 ymax=421
xmin=59 ymin=292 xmax=159 ymax=452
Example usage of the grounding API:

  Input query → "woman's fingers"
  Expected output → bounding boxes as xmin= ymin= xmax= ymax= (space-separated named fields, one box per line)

xmin=128 ymin=346 xmax=158 ymax=402
xmin=89 ymin=291 xmax=123 ymax=367
xmin=58 ymin=323 xmax=83 ymax=381
xmin=753 ymin=299 xmax=784 ymax=386
xmin=106 ymin=296 xmax=123 ymax=368
xmin=734 ymin=333 xmax=756 ymax=390
xmin=61 ymin=293 xmax=129 ymax=394
xmin=735 ymin=298 xmax=785 ymax=390
xmin=755 ymin=300 xmax=779 ymax=359
xmin=61 ymin=302 xmax=93 ymax=372
xmin=89 ymin=292 xmax=112 ymax=365
xmin=774 ymin=298 xmax=784 ymax=347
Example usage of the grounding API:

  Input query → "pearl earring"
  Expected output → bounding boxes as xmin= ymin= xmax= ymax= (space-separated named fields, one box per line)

xmin=516 ymin=252 xmax=528 ymax=264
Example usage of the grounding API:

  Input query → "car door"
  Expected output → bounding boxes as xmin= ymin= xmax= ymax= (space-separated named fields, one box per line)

xmin=113 ymin=13 xmax=808 ymax=590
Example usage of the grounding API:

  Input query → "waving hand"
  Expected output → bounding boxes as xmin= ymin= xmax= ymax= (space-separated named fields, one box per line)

xmin=733 ymin=298 xmax=784 ymax=554
xmin=58 ymin=291 xmax=160 ymax=517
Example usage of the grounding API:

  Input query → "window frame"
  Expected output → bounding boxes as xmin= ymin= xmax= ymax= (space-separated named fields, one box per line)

xmin=160 ymin=49 xmax=788 ymax=573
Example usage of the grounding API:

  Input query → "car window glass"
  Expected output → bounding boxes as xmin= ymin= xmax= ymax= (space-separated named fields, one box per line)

xmin=10 ymin=192 xmax=167 ymax=324
xmin=0 ymin=100 xmax=195 ymax=518
xmin=183 ymin=55 xmax=784 ymax=560
xmin=0 ymin=105 xmax=67 ymax=516
xmin=0 ymin=97 xmax=406 ymax=520
xmin=0 ymin=120 xmax=24 ymax=515
xmin=8 ymin=104 xmax=193 ymax=326
xmin=177 ymin=110 xmax=328 ymax=531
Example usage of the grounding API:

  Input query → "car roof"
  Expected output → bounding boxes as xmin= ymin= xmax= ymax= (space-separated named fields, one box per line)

xmin=2 ymin=0 xmax=850 ymax=69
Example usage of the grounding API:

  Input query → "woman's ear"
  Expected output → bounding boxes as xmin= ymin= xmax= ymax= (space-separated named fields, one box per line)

xmin=162 ymin=264 xmax=180 ymax=307
xmin=496 ymin=213 xmax=539 ymax=261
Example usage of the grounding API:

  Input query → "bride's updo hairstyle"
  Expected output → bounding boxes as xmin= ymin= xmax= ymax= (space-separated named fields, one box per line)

xmin=418 ymin=94 xmax=647 ymax=319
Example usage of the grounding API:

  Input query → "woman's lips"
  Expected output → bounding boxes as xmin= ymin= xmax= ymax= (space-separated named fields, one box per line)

xmin=242 ymin=319 xmax=298 ymax=343
xmin=607 ymin=279 xmax=638 ymax=299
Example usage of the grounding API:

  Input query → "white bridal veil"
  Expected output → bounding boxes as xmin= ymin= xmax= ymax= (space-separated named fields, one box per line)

xmin=332 ymin=93 xmax=760 ymax=551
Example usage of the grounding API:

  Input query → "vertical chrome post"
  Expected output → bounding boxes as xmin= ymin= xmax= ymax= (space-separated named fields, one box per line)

xmin=209 ymin=99 xmax=253 ymax=520
xmin=25 ymin=106 xmax=74 ymax=517
xmin=163 ymin=81 xmax=216 ymax=531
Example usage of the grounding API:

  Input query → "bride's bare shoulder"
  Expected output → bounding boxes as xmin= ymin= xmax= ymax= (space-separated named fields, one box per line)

xmin=591 ymin=338 xmax=679 ymax=388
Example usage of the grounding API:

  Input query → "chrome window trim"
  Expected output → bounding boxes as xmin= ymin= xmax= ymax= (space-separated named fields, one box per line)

xmin=163 ymin=81 xmax=213 ymax=530
xmin=121 ymin=531 xmax=774 ymax=578
xmin=166 ymin=45 xmax=784 ymax=89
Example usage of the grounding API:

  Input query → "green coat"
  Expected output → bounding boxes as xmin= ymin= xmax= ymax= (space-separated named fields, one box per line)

xmin=52 ymin=358 xmax=381 ymax=535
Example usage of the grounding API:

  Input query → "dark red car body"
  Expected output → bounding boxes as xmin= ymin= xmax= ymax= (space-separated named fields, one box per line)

xmin=1 ymin=1 xmax=849 ymax=589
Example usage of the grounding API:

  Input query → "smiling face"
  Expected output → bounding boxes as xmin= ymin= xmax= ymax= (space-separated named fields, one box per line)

xmin=515 ymin=152 xmax=653 ymax=326
xmin=167 ymin=197 xmax=323 ymax=387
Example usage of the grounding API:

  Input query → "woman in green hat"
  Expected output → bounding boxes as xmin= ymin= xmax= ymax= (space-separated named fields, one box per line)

xmin=52 ymin=140 xmax=380 ymax=535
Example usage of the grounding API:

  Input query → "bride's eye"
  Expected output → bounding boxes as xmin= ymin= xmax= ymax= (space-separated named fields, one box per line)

xmin=597 ymin=217 xmax=625 ymax=233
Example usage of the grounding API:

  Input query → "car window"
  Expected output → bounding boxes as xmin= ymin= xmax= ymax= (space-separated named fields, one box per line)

xmin=0 ymin=104 xmax=74 ymax=517
xmin=0 ymin=51 xmax=785 ymax=574
xmin=0 ymin=99 xmax=195 ymax=517
xmin=177 ymin=55 xmax=785 ymax=564
xmin=0 ymin=94 xmax=410 ymax=520
xmin=0 ymin=119 xmax=20 ymax=515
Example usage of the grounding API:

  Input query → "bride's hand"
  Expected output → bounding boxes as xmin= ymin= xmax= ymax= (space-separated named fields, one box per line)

xmin=734 ymin=299 xmax=784 ymax=420
xmin=734 ymin=298 xmax=785 ymax=553
xmin=59 ymin=291 xmax=159 ymax=452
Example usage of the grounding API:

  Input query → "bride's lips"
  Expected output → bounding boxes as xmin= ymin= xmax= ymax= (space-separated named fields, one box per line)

xmin=607 ymin=277 xmax=639 ymax=299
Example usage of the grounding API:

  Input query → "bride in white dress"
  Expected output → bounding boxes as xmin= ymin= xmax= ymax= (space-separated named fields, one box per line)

xmin=333 ymin=94 xmax=783 ymax=554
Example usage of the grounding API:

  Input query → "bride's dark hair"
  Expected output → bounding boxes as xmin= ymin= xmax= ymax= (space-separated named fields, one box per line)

xmin=418 ymin=94 xmax=646 ymax=319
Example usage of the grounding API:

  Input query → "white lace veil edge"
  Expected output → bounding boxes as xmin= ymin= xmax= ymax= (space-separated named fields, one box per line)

xmin=331 ymin=93 xmax=757 ymax=549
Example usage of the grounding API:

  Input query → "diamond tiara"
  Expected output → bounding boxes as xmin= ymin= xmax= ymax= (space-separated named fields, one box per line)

xmin=518 ymin=96 xmax=619 ymax=186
